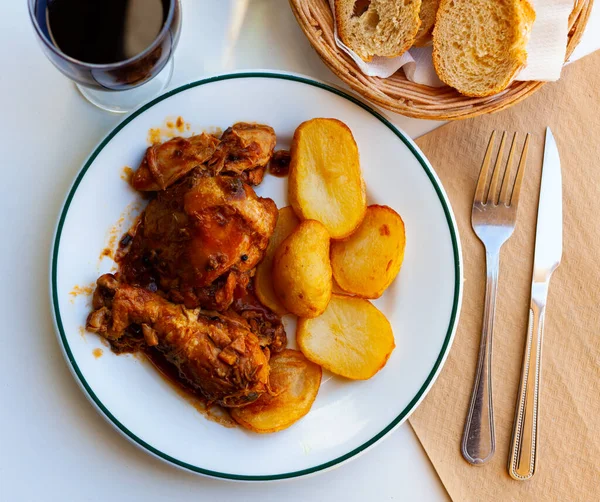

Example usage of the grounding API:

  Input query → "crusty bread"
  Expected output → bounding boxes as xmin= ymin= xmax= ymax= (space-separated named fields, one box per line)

xmin=413 ymin=0 xmax=440 ymax=47
xmin=433 ymin=0 xmax=535 ymax=97
xmin=334 ymin=0 xmax=422 ymax=62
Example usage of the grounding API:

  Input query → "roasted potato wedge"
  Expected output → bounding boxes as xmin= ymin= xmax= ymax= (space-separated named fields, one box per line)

xmin=297 ymin=294 xmax=395 ymax=380
xmin=254 ymin=207 xmax=300 ymax=315
xmin=331 ymin=205 xmax=406 ymax=299
xmin=272 ymin=220 xmax=332 ymax=318
xmin=231 ymin=349 xmax=322 ymax=433
xmin=289 ymin=118 xmax=367 ymax=239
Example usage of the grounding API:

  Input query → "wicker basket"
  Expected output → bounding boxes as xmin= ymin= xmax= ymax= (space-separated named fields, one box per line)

xmin=289 ymin=0 xmax=593 ymax=120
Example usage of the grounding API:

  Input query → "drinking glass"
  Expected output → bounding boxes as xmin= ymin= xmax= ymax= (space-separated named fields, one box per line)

xmin=28 ymin=0 xmax=182 ymax=113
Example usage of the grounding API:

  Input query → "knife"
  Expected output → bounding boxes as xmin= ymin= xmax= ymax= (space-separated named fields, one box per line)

xmin=508 ymin=127 xmax=563 ymax=480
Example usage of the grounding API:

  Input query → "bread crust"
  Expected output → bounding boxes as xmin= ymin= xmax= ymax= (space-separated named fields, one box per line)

xmin=432 ymin=0 xmax=535 ymax=97
xmin=334 ymin=0 xmax=422 ymax=62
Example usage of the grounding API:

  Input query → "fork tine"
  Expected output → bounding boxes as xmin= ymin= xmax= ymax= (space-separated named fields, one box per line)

xmin=487 ymin=131 xmax=507 ymax=205
xmin=499 ymin=133 xmax=518 ymax=206
xmin=474 ymin=131 xmax=497 ymax=204
xmin=510 ymin=133 xmax=531 ymax=207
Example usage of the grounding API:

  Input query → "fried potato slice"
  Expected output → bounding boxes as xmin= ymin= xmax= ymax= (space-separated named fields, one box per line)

xmin=231 ymin=349 xmax=322 ymax=433
xmin=331 ymin=205 xmax=406 ymax=299
xmin=289 ymin=118 xmax=367 ymax=239
xmin=272 ymin=220 xmax=332 ymax=318
xmin=331 ymin=278 xmax=350 ymax=295
xmin=254 ymin=207 xmax=300 ymax=315
xmin=297 ymin=294 xmax=395 ymax=380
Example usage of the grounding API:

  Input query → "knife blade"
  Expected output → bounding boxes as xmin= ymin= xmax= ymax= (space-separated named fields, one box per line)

xmin=532 ymin=127 xmax=563 ymax=283
xmin=508 ymin=127 xmax=563 ymax=480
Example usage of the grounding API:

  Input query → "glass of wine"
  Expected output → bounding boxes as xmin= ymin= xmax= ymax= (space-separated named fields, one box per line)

xmin=28 ymin=0 xmax=182 ymax=113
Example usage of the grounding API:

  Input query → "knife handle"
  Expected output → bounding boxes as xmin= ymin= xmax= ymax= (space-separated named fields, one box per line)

xmin=508 ymin=285 xmax=548 ymax=480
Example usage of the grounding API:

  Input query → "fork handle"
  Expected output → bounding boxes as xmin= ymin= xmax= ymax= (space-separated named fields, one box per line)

xmin=508 ymin=284 xmax=548 ymax=480
xmin=461 ymin=250 xmax=499 ymax=465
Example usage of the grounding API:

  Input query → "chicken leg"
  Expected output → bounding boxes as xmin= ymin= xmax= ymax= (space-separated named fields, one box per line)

xmin=86 ymin=274 xmax=270 ymax=407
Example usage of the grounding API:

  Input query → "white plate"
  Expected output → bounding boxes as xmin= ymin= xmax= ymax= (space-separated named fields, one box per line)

xmin=51 ymin=72 xmax=462 ymax=481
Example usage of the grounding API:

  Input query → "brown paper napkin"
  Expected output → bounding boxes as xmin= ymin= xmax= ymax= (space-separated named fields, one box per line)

xmin=408 ymin=51 xmax=600 ymax=501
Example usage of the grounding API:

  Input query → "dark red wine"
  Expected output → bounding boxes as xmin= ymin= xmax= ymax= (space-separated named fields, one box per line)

xmin=47 ymin=0 xmax=169 ymax=64
xmin=31 ymin=0 xmax=180 ymax=91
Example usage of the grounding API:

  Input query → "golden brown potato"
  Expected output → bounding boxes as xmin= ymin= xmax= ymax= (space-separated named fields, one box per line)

xmin=289 ymin=118 xmax=367 ymax=239
xmin=331 ymin=278 xmax=350 ymax=295
xmin=254 ymin=207 xmax=300 ymax=315
xmin=231 ymin=349 xmax=322 ymax=433
xmin=272 ymin=220 xmax=332 ymax=318
xmin=331 ymin=205 xmax=406 ymax=299
xmin=297 ymin=294 xmax=395 ymax=380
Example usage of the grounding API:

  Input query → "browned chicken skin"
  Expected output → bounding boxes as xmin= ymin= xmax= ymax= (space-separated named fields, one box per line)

xmin=208 ymin=123 xmax=276 ymax=185
xmin=120 ymin=173 xmax=278 ymax=310
xmin=131 ymin=123 xmax=276 ymax=192
xmin=131 ymin=133 xmax=219 ymax=191
xmin=87 ymin=275 xmax=270 ymax=407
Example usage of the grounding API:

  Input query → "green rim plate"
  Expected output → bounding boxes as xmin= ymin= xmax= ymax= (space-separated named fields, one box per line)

xmin=50 ymin=72 xmax=462 ymax=481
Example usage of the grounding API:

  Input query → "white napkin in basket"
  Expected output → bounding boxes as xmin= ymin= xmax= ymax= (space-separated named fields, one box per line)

xmin=517 ymin=0 xmax=573 ymax=81
xmin=328 ymin=0 xmax=584 ymax=86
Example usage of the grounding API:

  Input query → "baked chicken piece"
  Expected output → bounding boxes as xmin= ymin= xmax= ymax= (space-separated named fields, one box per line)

xmin=207 ymin=123 xmax=276 ymax=185
xmin=86 ymin=274 xmax=270 ymax=407
xmin=131 ymin=133 xmax=219 ymax=191
xmin=130 ymin=123 xmax=276 ymax=192
xmin=119 ymin=173 xmax=278 ymax=311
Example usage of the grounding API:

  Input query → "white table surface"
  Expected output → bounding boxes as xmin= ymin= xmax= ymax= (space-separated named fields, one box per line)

xmin=1 ymin=1 xmax=597 ymax=500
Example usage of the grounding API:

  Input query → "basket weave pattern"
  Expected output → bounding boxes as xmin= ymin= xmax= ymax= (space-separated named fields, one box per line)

xmin=289 ymin=0 xmax=593 ymax=120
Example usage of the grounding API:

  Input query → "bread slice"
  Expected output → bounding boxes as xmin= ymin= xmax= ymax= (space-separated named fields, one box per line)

xmin=334 ymin=0 xmax=422 ymax=62
xmin=432 ymin=0 xmax=535 ymax=97
xmin=413 ymin=0 xmax=440 ymax=47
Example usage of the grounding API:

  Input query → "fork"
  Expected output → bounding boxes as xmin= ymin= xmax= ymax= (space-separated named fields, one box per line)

xmin=461 ymin=131 xmax=531 ymax=465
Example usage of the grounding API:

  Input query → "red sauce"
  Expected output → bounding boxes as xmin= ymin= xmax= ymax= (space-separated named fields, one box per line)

xmin=148 ymin=127 xmax=162 ymax=145
xmin=104 ymin=326 xmax=235 ymax=427
xmin=121 ymin=166 xmax=134 ymax=183
xmin=114 ymin=218 xmax=141 ymax=263
xmin=69 ymin=283 xmax=95 ymax=299
xmin=144 ymin=348 xmax=236 ymax=427
xmin=268 ymin=150 xmax=291 ymax=177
